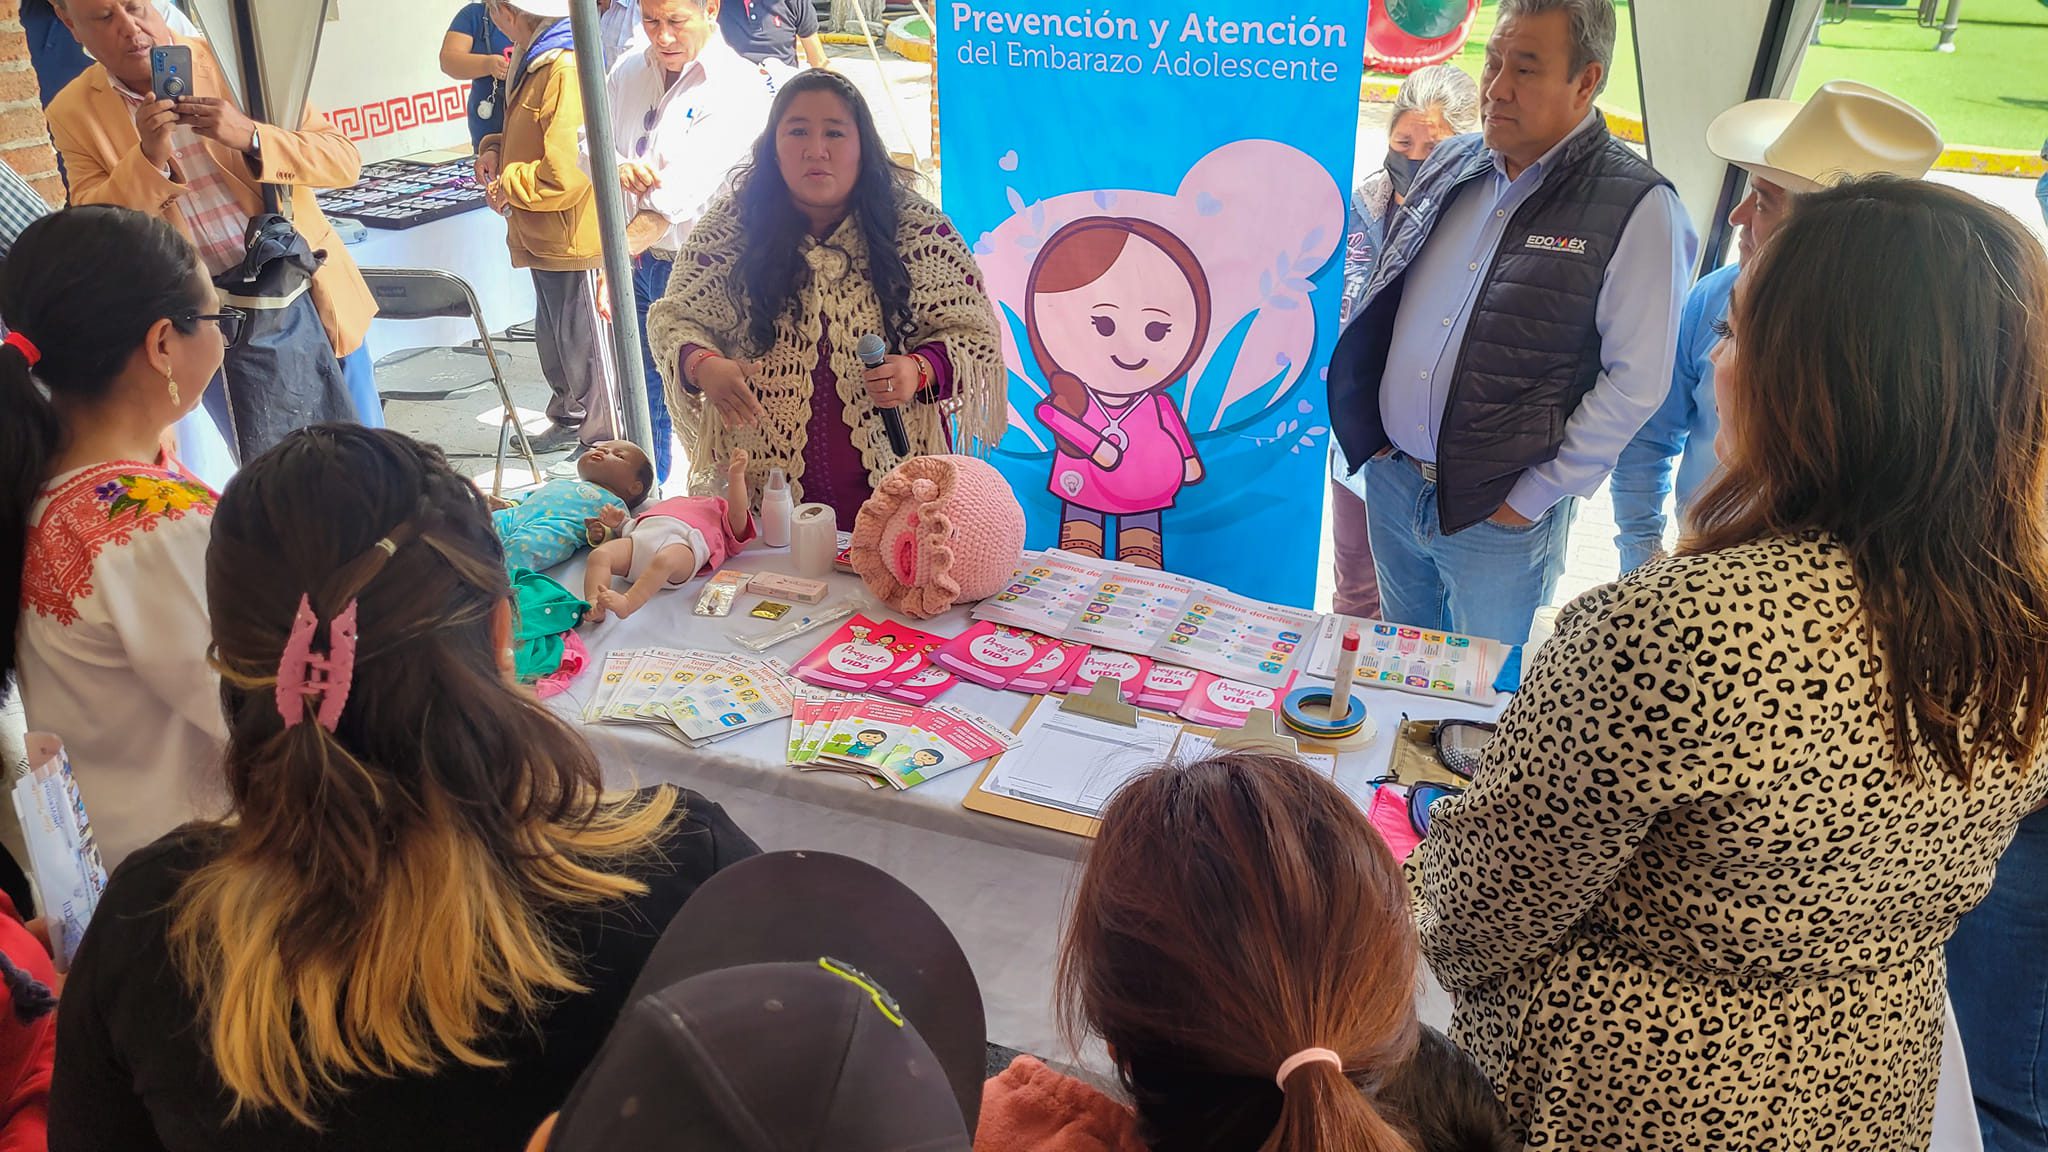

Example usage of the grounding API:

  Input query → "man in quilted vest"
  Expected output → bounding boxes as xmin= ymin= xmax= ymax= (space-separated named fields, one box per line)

xmin=1327 ymin=0 xmax=1695 ymax=645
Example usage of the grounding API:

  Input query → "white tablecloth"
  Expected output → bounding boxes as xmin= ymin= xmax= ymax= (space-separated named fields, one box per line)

xmin=344 ymin=208 xmax=536 ymax=357
xmin=542 ymin=549 xmax=1981 ymax=1150
xmin=546 ymin=549 xmax=1494 ymax=1058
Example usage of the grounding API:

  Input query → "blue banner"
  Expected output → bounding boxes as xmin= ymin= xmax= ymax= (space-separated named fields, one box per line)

xmin=939 ymin=2 xmax=1368 ymax=608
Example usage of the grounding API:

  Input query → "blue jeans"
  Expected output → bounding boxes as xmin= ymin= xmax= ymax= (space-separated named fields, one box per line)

xmin=1947 ymin=805 xmax=2048 ymax=1152
xmin=633 ymin=254 xmax=675 ymax=482
xmin=1363 ymin=452 xmax=1577 ymax=645
xmin=340 ymin=341 xmax=383 ymax=430
xmin=2036 ymin=170 xmax=2047 ymax=230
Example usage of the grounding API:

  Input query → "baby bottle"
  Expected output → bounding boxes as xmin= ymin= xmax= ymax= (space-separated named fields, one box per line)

xmin=760 ymin=468 xmax=793 ymax=548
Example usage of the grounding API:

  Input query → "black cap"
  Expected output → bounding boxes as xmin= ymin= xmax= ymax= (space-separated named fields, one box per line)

xmin=546 ymin=960 xmax=969 ymax=1151
xmin=548 ymin=851 xmax=987 ymax=1151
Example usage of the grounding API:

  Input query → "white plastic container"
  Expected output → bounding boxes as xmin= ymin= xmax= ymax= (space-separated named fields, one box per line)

xmin=760 ymin=468 xmax=793 ymax=548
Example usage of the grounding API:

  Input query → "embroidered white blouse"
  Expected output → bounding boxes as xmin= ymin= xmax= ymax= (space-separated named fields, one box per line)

xmin=17 ymin=459 xmax=227 ymax=866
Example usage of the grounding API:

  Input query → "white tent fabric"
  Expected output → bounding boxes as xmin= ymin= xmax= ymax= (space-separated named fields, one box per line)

xmin=183 ymin=0 xmax=330 ymax=128
xmin=1633 ymin=0 xmax=1826 ymax=263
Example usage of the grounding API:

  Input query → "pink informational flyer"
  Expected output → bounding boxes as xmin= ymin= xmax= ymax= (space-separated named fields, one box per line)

xmin=880 ymin=661 xmax=959 ymax=706
xmin=1177 ymin=671 xmax=1299 ymax=729
xmin=866 ymin=625 xmax=951 ymax=693
xmin=1060 ymin=648 xmax=1153 ymax=704
xmin=1003 ymin=639 xmax=1089 ymax=695
xmin=1131 ymin=663 xmax=1202 ymax=713
xmin=793 ymin=616 xmax=914 ymax=692
xmin=930 ymin=622 xmax=1060 ymax=689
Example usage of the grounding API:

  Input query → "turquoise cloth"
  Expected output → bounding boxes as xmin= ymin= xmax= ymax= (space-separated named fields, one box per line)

xmin=510 ymin=567 xmax=588 ymax=681
xmin=493 ymin=480 xmax=626 ymax=573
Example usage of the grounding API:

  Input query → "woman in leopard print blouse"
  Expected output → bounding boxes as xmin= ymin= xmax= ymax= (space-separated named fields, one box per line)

xmin=1411 ymin=177 xmax=2048 ymax=1150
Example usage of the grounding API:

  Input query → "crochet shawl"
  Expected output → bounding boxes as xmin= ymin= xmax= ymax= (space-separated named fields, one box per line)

xmin=646 ymin=189 xmax=1008 ymax=503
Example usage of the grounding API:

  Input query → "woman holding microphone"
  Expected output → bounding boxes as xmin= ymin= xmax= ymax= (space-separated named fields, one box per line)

xmin=646 ymin=70 xmax=1005 ymax=527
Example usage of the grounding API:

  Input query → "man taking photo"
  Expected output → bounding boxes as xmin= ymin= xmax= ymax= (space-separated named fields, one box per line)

xmin=43 ymin=0 xmax=381 ymax=428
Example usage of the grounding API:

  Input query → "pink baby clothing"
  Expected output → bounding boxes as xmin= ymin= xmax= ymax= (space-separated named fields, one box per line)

xmin=1036 ymin=390 xmax=1197 ymax=515
xmin=629 ymin=495 xmax=757 ymax=575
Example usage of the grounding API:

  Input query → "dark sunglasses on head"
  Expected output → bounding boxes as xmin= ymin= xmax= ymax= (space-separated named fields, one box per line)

xmin=177 ymin=306 xmax=248 ymax=348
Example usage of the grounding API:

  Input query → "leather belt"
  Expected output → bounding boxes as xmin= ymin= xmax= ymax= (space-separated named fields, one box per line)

xmin=648 ymin=247 xmax=678 ymax=263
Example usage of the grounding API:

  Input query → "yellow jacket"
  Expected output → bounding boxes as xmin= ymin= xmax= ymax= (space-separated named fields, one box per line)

xmin=481 ymin=45 xmax=599 ymax=272
xmin=45 ymin=35 xmax=377 ymax=356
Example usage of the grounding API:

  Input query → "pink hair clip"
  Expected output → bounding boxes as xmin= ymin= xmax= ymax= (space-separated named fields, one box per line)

xmin=275 ymin=594 xmax=359 ymax=732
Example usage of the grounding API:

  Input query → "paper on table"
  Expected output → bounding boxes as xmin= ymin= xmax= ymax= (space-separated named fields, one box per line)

xmin=973 ymin=552 xmax=1315 ymax=689
xmin=1131 ymin=663 xmax=1202 ymax=713
xmin=978 ymin=705 xmax=1182 ymax=818
xmin=1172 ymin=731 xmax=1335 ymax=777
xmin=793 ymin=616 xmax=935 ymax=693
xmin=584 ymin=647 xmax=648 ymax=721
xmin=1305 ymin=615 xmax=1501 ymax=705
xmin=930 ymin=622 xmax=1061 ymax=689
xmin=1162 ymin=587 xmax=1313 ymax=686
xmin=1003 ymin=639 xmax=1088 ymax=695
xmin=866 ymin=625 xmax=951 ymax=693
xmin=973 ymin=550 xmax=1100 ymax=634
xmin=1061 ymin=648 xmax=1152 ymax=702
xmin=873 ymin=704 xmax=1019 ymax=790
xmin=607 ymin=650 xmax=681 ymax=721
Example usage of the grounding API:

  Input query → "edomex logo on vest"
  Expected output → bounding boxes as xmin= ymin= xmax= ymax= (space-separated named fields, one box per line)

xmin=1524 ymin=233 xmax=1589 ymax=254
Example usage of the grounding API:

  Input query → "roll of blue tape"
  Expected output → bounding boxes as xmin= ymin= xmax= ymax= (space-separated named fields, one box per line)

xmin=1281 ymin=687 xmax=1368 ymax=739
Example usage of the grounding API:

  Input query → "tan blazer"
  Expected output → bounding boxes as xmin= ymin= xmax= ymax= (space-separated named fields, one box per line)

xmin=45 ymin=35 xmax=377 ymax=357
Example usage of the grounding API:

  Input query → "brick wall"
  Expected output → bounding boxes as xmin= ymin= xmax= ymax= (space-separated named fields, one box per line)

xmin=0 ymin=0 xmax=61 ymax=207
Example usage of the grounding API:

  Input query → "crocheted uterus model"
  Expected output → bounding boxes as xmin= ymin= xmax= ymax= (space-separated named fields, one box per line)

xmin=849 ymin=455 xmax=1026 ymax=620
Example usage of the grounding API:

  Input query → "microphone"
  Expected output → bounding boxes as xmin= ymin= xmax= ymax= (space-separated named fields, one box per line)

xmin=856 ymin=332 xmax=913 ymax=459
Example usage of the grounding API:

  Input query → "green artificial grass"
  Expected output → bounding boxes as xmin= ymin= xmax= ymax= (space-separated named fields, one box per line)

xmin=1797 ymin=0 xmax=2048 ymax=152
xmin=1366 ymin=0 xmax=2047 ymax=152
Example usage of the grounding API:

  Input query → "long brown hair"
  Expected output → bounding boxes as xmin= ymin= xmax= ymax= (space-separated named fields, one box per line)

xmin=1684 ymin=176 xmax=2048 ymax=785
xmin=1025 ymin=217 xmax=1212 ymax=450
xmin=182 ymin=426 xmax=675 ymax=1124
xmin=1058 ymin=754 xmax=1418 ymax=1152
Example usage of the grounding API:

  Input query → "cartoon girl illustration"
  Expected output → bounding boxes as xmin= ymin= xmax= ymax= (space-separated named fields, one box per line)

xmin=1025 ymin=217 xmax=1213 ymax=570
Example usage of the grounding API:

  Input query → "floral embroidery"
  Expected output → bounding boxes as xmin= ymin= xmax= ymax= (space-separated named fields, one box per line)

xmin=100 ymin=474 xmax=211 ymax=518
xmin=23 ymin=461 xmax=216 ymax=627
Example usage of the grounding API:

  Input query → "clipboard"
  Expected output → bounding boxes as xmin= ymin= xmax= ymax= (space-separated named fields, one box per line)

xmin=963 ymin=679 xmax=1305 ymax=838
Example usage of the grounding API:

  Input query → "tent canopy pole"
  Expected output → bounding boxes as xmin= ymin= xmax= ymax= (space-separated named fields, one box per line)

xmin=567 ymin=0 xmax=655 ymax=465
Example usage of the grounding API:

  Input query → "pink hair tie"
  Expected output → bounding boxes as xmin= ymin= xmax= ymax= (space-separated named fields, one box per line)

xmin=275 ymin=594 xmax=360 ymax=732
xmin=1274 ymin=1047 xmax=1343 ymax=1088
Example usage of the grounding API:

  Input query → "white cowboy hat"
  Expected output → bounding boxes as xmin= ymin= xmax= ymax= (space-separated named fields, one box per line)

xmin=1706 ymin=80 xmax=1942 ymax=194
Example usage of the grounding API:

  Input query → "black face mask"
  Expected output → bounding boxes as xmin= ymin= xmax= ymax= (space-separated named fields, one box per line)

xmin=1384 ymin=150 xmax=1421 ymax=200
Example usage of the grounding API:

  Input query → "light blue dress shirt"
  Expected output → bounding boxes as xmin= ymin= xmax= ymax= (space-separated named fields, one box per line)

xmin=1609 ymin=260 xmax=1738 ymax=572
xmin=1379 ymin=111 xmax=1698 ymax=521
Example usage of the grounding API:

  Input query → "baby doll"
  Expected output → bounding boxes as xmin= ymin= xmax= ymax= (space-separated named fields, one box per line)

xmin=491 ymin=441 xmax=654 ymax=572
xmin=584 ymin=450 xmax=756 ymax=622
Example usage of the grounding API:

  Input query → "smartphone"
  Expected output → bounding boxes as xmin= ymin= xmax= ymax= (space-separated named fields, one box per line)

xmin=149 ymin=45 xmax=193 ymax=101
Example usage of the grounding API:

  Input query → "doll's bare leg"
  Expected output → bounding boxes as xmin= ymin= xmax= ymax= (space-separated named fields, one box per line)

xmin=583 ymin=538 xmax=635 ymax=623
xmin=726 ymin=449 xmax=752 ymax=537
xmin=605 ymin=541 xmax=700 ymax=620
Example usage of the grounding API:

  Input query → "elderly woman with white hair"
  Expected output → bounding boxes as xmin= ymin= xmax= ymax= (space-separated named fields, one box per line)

xmin=1328 ymin=63 xmax=1479 ymax=620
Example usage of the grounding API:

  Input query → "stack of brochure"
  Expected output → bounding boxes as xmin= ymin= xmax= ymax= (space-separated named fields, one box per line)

xmin=582 ymin=647 xmax=801 ymax=746
xmin=788 ymin=692 xmax=1019 ymax=790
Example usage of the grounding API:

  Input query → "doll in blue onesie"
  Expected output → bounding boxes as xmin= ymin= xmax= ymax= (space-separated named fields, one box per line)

xmin=491 ymin=440 xmax=654 ymax=572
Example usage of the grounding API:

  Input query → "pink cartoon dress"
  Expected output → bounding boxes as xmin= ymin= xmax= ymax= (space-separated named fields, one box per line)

xmin=1036 ymin=390 xmax=1198 ymax=569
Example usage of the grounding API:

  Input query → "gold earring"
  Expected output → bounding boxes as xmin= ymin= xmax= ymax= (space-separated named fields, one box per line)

xmin=166 ymin=369 xmax=180 ymax=407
